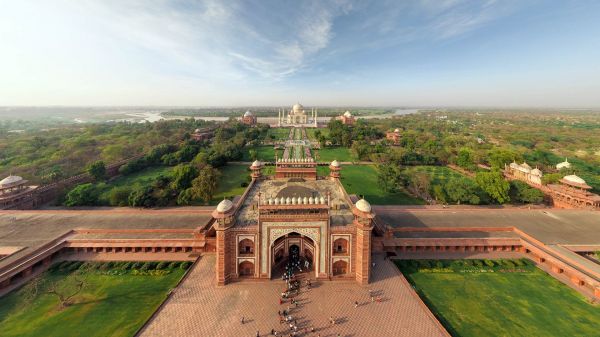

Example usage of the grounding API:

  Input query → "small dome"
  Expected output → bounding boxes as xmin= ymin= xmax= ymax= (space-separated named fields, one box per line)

xmin=194 ymin=128 xmax=201 ymax=133
xmin=343 ymin=111 xmax=352 ymax=117
xmin=251 ymin=160 xmax=261 ymax=167
xmin=303 ymin=197 xmax=308 ymax=204
xmin=531 ymin=168 xmax=542 ymax=176
xmin=244 ymin=110 xmax=253 ymax=117
xmin=556 ymin=158 xmax=571 ymax=170
xmin=292 ymin=197 xmax=297 ymax=205
xmin=216 ymin=199 xmax=233 ymax=213
xmin=355 ymin=198 xmax=372 ymax=213
xmin=394 ymin=128 xmax=400 ymax=133
xmin=280 ymin=197 xmax=285 ymax=204
xmin=521 ymin=162 xmax=532 ymax=170
xmin=0 ymin=175 xmax=23 ymax=187
xmin=274 ymin=198 xmax=280 ymax=205
xmin=286 ymin=197 xmax=291 ymax=205
xmin=309 ymin=197 xmax=314 ymax=204
xmin=267 ymin=198 xmax=273 ymax=205
xmin=319 ymin=196 xmax=325 ymax=204
xmin=331 ymin=160 xmax=340 ymax=167
xmin=564 ymin=175 xmax=586 ymax=185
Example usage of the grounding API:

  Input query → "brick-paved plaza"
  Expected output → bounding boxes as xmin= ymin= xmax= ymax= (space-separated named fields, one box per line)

xmin=140 ymin=254 xmax=448 ymax=337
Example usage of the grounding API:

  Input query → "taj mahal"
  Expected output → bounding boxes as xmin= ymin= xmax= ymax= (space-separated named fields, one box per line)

xmin=278 ymin=102 xmax=318 ymax=127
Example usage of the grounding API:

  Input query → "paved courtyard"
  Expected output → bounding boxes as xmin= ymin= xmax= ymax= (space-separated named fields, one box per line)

xmin=140 ymin=254 xmax=448 ymax=337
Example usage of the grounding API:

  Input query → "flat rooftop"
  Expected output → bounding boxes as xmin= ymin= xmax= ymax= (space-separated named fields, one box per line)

xmin=235 ymin=178 xmax=354 ymax=227
xmin=376 ymin=208 xmax=600 ymax=245
xmin=0 ymin=208 xmax=213 ymax=268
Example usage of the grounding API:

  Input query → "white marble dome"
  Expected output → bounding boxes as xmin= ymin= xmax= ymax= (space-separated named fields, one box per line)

xmin=331 ymin=160 xmax=340 ymax=167
xmin=244 ymin=110 xmax=253 ymax=117
xmin=563 ymin=174 xmax=586 ymax=185
xmin=355 ymin=198 xmax=372 ymax=213
xmin=343 ymin=111 xmax=352 ymax=117
xmin=394 ymin=128 xmax=400 ymax=133
xmin=530 ymin=168 xmax=542 ymax=176
xmin=292 ymin=103 xmax=304 ymax=113
xmin=216 ymin=199 xmax=233 ymax=213
xmin=0 ymin=175 xmax=23 ymax=187
xmin=251 ymin=160 xmax=261 ymax=167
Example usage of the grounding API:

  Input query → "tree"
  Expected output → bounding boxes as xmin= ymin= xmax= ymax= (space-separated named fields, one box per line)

xmin=177 ymin=188 xmax=195 ymax=205
xmin=190 ymin=165 xmax=221 ymax=204
xmin=432 ymin=185 xmax=447 ymax=203
xmin=444 ymin=178 xmax=480 ymax=205
xmin=455 ymin=147 xmax=475 ymax=169
xmin=65 ymin=183 xmax=99 ymax=206
xmin=87 ymin=160 xmax=106 ymax=181
xmin=510 ymin=180 xmax=544 ymax=204
xmin=107 ymin=185 xmax=132 ymax=206
xmin=542 ymin=173 xmax=562 ymax=185
xmin=408 ymin=171 xmax=431 ymax=200
xmin=171 ymin=164 xmax=199 ymax=191
xmin=376 ymin=164 xmax=406 ymax=193
xmin=475 ymin=170 xmax=510 ymax=204
xmin=128 ymin=185 xmax=156 ymax=208
xmin=488 ymin=149 xmax=521 ymax=169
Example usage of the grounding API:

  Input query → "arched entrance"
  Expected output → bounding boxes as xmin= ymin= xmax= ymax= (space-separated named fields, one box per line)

xmin=270 ymin=232 xmax=316 ymax=279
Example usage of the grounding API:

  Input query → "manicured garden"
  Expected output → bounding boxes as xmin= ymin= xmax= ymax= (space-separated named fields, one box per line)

xmin=266 ymin=127 xmax=290 ymax=141
xmin=396 ymin=259 xmax=600 ymax=337
xmin=314 ymin=147 xmax=355 ymax=162
xmin=242 ymin=146 xmax=280 ymax=162
xmin=0 ymin=260 xmax=190 ymax=337
xmin=406 ymin=165 xmax=471 ymax=184
xmin=337 ymin=165 xmax=424 ymax=205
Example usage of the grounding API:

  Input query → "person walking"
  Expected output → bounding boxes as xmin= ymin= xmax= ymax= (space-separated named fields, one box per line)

xmin=241 ymin=316 xmax=245 ymax=324
xmin=354 ymin=300 xmax=359 ymax=308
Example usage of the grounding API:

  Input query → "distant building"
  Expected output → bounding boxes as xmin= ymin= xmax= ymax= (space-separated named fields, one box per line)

xmin=242 ymin=110 xmax=257 ymax=126
xmin=0 ymin=175 xmax=37 ymax=209
xmin=548 ymin=175 xmax=600 ymax=209
xmin=386 ymin=128 xmax=401 ymax=144
xmin=556 ymin=158 xmax=571 ymax=170
xmin=278 ymin=102 xmax=317 ymax=127
xmin=338 ymin=110 xmax=355 ymax=125
xmin=191 ymin=128 xmax=214 ymax=142
xmin=505 ymin=161 xmax=542 ymax=186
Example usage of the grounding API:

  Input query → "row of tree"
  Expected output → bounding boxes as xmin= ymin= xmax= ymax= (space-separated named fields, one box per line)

xmin=377 ymin=164 xmax=544 ymax=205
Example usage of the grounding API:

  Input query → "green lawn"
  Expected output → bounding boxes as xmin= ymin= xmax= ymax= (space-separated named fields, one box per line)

xmin=109 ymin=165 xmax=173 ymax=187
xmin=406 ymin=165 xmax=471 ymax=184
xmin=397 ymin=259 xmax=600 ymax=337
xmin=266 ymin=127 xmax=290 ymax=141
xmin=98 ymin=166 xmax=174 ymax=201
xmin=211 ymin=164 xmax=251 ymax=204
xmin=314 ymin=147 xmax=355 ymax=162
xmin=242 ymin=146 xmax=280 ymax=162
xmin=0 ymin=261 xmax=187 ymax=337
xmin=338 ymin=165 xmax=423 ymax=205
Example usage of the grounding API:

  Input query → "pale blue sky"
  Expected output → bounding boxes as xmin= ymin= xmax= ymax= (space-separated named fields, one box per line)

xmin=1 ymin=0 xmax=599 ymax=107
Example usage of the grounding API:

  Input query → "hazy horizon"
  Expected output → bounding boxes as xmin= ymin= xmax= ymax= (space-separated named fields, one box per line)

xmin=1 ymin=1 xmax=599 ymax=107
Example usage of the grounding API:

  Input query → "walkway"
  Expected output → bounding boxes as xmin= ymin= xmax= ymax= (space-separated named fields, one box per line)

xmin=139 ymin=254 xmax=448 ymax=337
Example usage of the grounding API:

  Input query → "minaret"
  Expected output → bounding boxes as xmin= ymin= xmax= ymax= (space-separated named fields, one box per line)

xmin=314 ymin=108 xmax=318 ymax=127
xmin=352 ymin=198 xmax=375 ymax=285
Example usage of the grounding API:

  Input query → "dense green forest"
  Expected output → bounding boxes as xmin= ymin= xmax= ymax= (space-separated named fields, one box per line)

xmin=0 ymin=119 xmax=214 ymax=183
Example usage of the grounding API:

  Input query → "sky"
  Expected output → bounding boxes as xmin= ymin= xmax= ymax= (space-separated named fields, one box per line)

xmin=0 ymin=0 xmax=599 ymax=107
